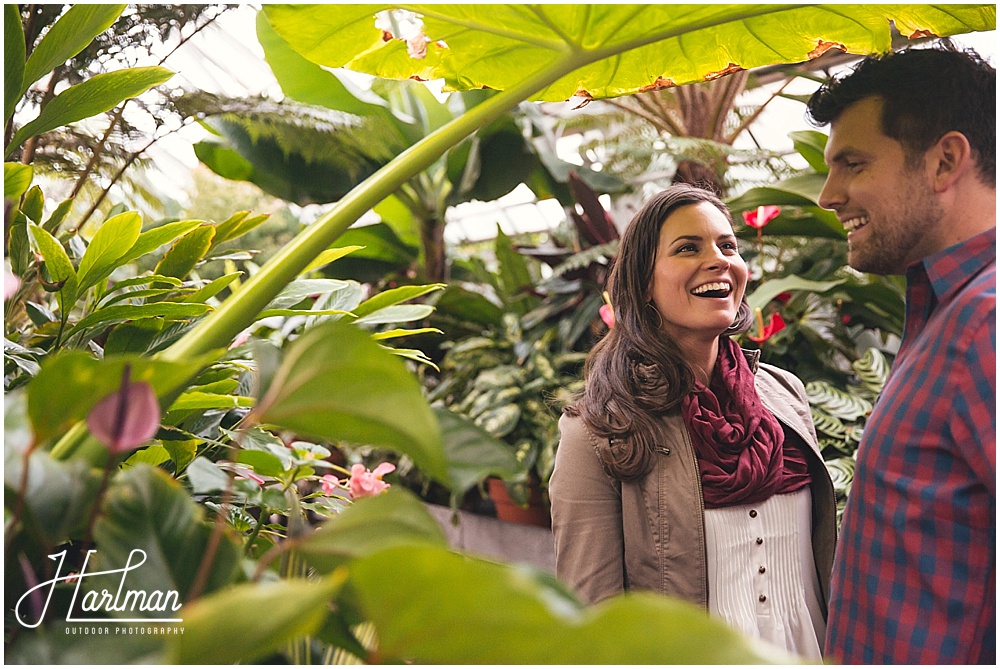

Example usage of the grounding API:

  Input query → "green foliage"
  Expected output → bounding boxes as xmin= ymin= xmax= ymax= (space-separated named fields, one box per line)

xmin=348 ymin=545 xmax=791 ymax=664
xmin=256 ymin=319 xmax=447 ymax=482
xmin=6 ymin=5 xmax=994 ymax=665
xmin=428 ymin=317 xmax=586 ymax=499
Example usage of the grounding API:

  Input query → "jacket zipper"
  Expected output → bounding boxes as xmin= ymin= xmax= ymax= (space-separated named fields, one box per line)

xmin=677 ymin=425 xmax=710 ymax=609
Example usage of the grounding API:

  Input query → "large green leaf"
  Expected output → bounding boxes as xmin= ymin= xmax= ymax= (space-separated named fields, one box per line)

xmin=349 ymin=545 xmax=791 ymax=663
xmin=297 ymin=487 xmax=447 ymax=574
xmin=7 ymin=66 xmax=173 ymax=157
xmin=91 ymin=465 xmax=242 ymax=603
xmin=4 ymin=162 xmax=32 ymax=201
xmin=789 ymin=130 xmax=829 ymax=174
xmin=76 ymin=211 xmax=142 ymax=293
xmin=169 ymin=573 xmax=345 ymax=664
xmin=116 ymin=219 xmax=204 ymax=266
xmin=63 ymin=302 xmax=211 ymax=342
xmin=256 ymin=320 xmax=447 ymax=481
xmin=19 ymin=5 xmax=125 ymax=100
xmin=4 ymin=5 xmax=25 ymax=126
xmin=352 ymin=283 xmax=445 ymax=318
xmin=746 ymin=274 xmax=846 ymax=312
xmin=154 ymin=225 xmax=216 ymax=280
xmin=256 ymin=9 xmax=408 ymax=140
xmin=434 ymin=407 xmax=522 ymax=497
xmin=264 ymin=5 xmax=994 ymax=102
xmin=4 ymin=442 xmax=103 ymax=546
xmin=27 ymin=223 xmax=78 ymax=309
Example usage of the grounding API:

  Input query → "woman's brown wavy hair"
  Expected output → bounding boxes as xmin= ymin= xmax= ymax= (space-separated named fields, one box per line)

xmin=566 ymin=184 xmax=753 ymax=480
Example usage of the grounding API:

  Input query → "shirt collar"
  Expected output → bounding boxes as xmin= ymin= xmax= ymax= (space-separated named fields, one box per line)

xmin=908 ymin=227 xmax=996 ymax=303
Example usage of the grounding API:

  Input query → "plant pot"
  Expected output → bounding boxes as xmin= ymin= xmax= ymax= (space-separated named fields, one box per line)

xmin=486 ymin=477 xmax=551 ymax=528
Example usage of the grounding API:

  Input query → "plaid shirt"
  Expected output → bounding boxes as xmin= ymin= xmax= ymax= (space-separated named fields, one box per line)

xmin=825 ymin=227 xmax=996 ymax=664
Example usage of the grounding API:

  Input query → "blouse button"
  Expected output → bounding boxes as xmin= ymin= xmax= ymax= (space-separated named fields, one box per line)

xmin=759 ymin=565 xmax=766 ymax=574
xmin=749 ymin=509 xmax=758 ymax=518
xmin=756 ymin=537 xmax=763 ymax=545
xmin=759 ymin=594 xmax=767 ymax=603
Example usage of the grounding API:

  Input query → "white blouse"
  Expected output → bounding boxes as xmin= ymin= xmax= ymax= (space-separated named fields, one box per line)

xmin=703 ymin=488 xmax=825 ymax=660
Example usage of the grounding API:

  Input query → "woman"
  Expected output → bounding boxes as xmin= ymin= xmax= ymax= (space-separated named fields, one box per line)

xmin=549 ymin=185 xmax=837 ymax=659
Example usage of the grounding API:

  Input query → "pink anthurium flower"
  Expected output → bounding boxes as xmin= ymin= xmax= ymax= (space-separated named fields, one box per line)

xmin=747 ymin=308 xmax=786 ymax=343
xmin=742 ymin=205 xmax=781 ymax=229
xmin=345 ymin=462 xmax=396 ymax=499
xmin=599 ymin=290 xmax=615 ymax=328
xmin=86 ymin=366 xmax=160 ymax=454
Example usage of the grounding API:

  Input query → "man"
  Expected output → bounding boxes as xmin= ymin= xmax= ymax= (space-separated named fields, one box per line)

xmin=807 ymin=46 xmax=995 ymax=664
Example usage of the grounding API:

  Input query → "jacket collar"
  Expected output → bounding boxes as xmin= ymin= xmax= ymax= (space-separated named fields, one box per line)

xmin=740 ymin=347 xmax=761 ymax=374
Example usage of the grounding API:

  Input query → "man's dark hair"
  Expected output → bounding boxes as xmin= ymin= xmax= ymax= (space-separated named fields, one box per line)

xmin=807 ymin=45 xmax=995 ymax=182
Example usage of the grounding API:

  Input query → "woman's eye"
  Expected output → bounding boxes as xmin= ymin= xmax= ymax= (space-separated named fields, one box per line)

xmin=677 ymin=244 xmax=696 ymax=253
xmin=720 ymin=242 xmax=739 ymax=252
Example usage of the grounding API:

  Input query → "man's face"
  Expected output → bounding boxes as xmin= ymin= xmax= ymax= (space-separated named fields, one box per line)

xmin=818 ymin=97 xmax=943 ymax=275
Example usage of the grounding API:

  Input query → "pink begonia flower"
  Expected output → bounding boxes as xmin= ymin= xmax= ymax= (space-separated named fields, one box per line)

xmin=86 ymin=369 xmax=160 ymax=454
xmin=320 ymin=474 xmax=340 ymax=496
xmin=742 ymin=205 xmax=781 ymax=230
xmin=346 ymin=462 xmax=396 ymax=499
xmin=4 ymin=267 xmax=21 ymax=300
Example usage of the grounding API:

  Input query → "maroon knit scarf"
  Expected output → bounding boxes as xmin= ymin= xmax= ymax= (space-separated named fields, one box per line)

xmin=681 ymin=337 xmax=810 ymax=509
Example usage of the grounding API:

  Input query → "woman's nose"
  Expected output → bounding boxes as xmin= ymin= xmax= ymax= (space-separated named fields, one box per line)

xmin=705 ymin=250 xmax=730 ymax=271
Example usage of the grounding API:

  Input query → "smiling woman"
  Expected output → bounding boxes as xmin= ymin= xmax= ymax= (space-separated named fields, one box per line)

xmin=550 ymin=184 xmax=838 ymax=659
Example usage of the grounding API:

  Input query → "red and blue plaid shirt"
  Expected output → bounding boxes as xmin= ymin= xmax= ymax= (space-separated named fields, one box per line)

xmin=825 ymin=227 xmax=996 ymax=664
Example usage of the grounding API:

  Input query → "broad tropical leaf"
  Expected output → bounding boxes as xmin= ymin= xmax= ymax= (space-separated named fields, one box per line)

xmin=263 ymin=5 xmax=994 ymax=102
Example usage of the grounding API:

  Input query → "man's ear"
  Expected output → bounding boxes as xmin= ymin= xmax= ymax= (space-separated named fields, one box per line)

xmin=930 ymin=131 xmax=974 ymax=192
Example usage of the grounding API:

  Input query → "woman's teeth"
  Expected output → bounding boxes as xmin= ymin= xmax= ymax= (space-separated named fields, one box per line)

xmin=692 ymin=282 xmax=731 ymax=297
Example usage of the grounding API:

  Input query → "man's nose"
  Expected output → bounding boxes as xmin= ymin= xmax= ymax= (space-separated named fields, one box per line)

xmin=817 ymin=173 xmax=843 ymax=211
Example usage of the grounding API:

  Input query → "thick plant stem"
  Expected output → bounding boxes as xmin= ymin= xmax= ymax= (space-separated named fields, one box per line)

xmin=157 ymin=54 xmax=583 ymax=364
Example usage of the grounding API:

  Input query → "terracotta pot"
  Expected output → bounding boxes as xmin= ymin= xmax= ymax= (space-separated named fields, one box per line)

xmin=486 ymin=477 xmax=551 ymax=528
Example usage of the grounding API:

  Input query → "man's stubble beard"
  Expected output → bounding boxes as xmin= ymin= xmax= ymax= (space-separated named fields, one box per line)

xmin=848 ymin=174 xmax=943 ymax=276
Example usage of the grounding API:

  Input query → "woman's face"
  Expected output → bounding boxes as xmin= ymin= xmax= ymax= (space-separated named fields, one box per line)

xmin=648 ymin=201 xmax=748 ymax=345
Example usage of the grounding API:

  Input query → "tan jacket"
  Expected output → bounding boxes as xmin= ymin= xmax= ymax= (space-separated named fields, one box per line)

xmin=549 ymin=353 xmax=837 ymax=609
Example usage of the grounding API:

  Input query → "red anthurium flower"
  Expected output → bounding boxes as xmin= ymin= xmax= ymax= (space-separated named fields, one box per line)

xmin=775 ymin=292 xmax=793 ymax=304
xmin=86 ymin=366 xmax=160 ymax=454
xmin=747 ymin=308 xmax=786 ymax=343
xmin=742 ymin=205 xmax=781 ymax=230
